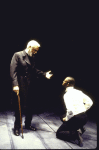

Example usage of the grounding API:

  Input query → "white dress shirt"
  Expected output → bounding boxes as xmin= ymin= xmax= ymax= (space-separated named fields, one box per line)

xmin=64 ymin=87 xmax=93 ymax=121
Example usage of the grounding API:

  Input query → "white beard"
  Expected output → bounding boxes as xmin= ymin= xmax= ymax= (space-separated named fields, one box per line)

xmin=25 ymin=49 xmax=33 ymax=57
xmin=28 ymin=51 xmax=33 ymax=57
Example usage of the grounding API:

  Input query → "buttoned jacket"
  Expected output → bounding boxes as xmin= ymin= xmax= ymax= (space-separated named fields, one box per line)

xmin=10 ymin=50 xmax=45 ymax=91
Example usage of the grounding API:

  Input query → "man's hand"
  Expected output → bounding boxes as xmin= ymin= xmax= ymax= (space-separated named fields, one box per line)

xmin=62 ymin=116 xmax=68 ymax=122
xmin=62 ymin=117 xmax=66 ymax=122
xmin=13 ymin=86 xmax=19 ymax=95
xmin=45 ymin=70 xmax=53 ymax=79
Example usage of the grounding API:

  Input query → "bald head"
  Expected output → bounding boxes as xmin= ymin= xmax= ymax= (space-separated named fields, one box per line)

xmin=62 ymin=76 xmax=75 ymax=87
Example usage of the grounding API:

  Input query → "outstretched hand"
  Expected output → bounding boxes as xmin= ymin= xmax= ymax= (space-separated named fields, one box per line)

xmin=45 ymin=70 xmax=53 ymax=79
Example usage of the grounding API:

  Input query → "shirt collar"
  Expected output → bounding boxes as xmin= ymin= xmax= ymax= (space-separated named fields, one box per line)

xmin=66 ymin=86 xmax=74 ymax=92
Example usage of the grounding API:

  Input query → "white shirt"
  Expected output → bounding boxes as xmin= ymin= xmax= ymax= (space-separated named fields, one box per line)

xmin=64 ymin=87 xmax=93 ymax=121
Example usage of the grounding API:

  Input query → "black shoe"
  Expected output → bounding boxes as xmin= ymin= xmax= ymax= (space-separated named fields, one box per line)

xmin=14 ymin=128 xmax=20 ymax=136
xmin=76 ymin=131 xmax=83 ymax=147
xmin=81 ymin=127 xmax=86 ymax=135
xmin=25 ymin=125 xmax=36 ymax=131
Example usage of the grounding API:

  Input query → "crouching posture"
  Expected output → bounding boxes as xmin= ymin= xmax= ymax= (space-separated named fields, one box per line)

xmin=56 ymin=77 xmax=93 ymax=147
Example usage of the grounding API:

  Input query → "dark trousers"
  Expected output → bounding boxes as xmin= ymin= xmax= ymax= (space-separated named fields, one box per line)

xmin=13 ymin=89 xmax=36 ymax=129
xmin=56 ymin=112 xmax=88 ymax=141
xmin=14 ymin=103 xmax=33 ymax=128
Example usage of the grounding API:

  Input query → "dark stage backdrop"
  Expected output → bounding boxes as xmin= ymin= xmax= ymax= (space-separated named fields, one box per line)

xmin=0 ymin=1 xmax=97 ymax=121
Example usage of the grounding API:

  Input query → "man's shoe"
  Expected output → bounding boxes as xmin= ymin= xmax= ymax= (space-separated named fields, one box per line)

xmin=25 ymin=125 xmax=36 ymax=131
xmin=76 ymin=131 xmax=83 ymax=147
xmin=81 ymin=127 xmax=86 ymax=135
xmin=14 ymin=128 xmax=20 ymax=136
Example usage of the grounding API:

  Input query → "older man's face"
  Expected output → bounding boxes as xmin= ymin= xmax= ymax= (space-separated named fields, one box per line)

xmin=29 ymin=46 xmax=39 ymax=55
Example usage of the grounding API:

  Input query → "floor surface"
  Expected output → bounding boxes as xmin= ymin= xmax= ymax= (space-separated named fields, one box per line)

xmin=0 ymin=111 xmax=97 ymax=149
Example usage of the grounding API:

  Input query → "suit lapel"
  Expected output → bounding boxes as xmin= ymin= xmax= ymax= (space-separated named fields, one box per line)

xmin=22 ymin=50 xmax=31 ymax=65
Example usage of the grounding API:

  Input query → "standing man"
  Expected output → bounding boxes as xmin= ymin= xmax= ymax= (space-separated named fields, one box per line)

xmin=10 ymin=40 xmax=53 ymax=136
xmin=56 ymin=77 xmax=93 ymax=147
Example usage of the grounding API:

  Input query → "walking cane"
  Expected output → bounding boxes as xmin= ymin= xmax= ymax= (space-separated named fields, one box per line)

xmin=17 ymin=92 xmax=24 ymax=139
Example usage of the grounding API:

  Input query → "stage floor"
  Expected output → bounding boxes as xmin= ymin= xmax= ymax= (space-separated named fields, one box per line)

xmin=0 ymin=111 xmax=97 ymax=149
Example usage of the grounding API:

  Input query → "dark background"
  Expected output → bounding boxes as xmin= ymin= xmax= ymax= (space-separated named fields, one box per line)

xmin=0 ymin=1 xmax=97 ymax=121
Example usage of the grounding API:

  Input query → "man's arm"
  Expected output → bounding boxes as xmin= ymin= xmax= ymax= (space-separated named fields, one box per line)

xmin=36 ymin=69 xmax=53 ymax=79
xmin=36 ymin=68 xmax=46 ymax=77
xmin=10 ymin=53 xmax=19 ymax=93
xmin=83 ymin=93 xmax=93 ymax=111
xmin=63 ymin=94 xmax=74 ymax=121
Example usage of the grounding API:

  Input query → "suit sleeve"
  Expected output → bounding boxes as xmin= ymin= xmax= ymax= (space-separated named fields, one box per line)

xmin=36 ymin=68 xmax=46 ymax=77
xmin=10 ymin=53 xmax=19 ymax=87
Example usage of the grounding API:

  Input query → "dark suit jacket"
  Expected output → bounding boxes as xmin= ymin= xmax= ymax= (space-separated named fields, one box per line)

xmin=10 ymin=50 xmax=46 ymax=106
